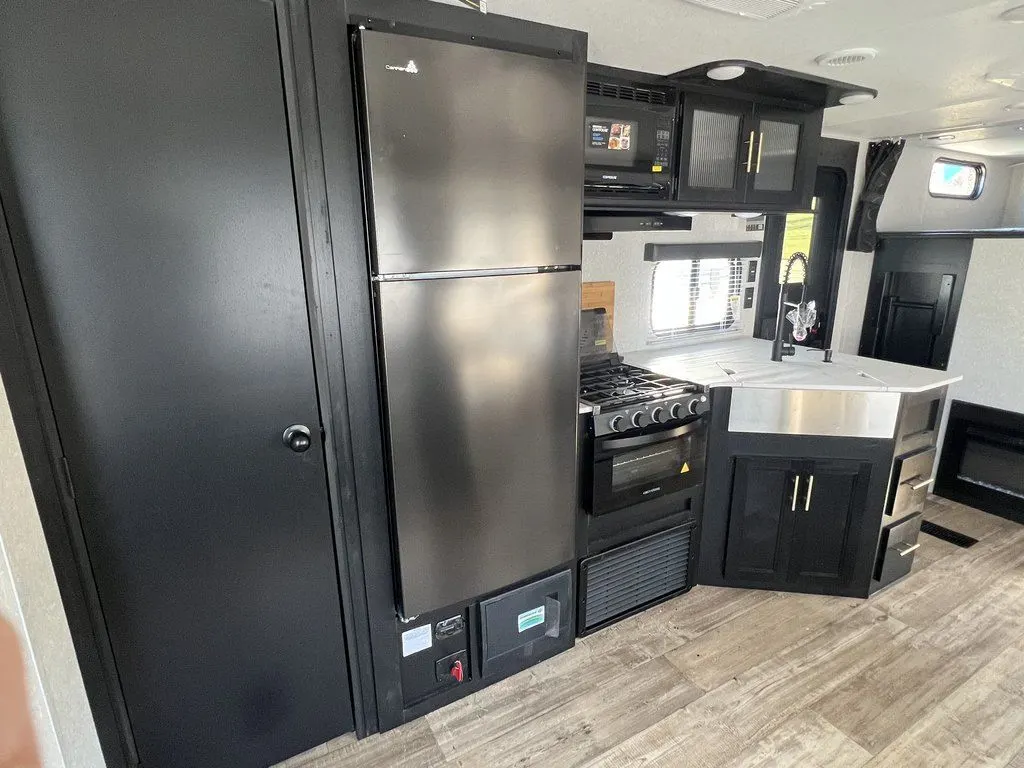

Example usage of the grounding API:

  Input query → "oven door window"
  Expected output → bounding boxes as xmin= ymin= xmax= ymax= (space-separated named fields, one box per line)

xmin=611 ymin=439 xmax=690 ymax=490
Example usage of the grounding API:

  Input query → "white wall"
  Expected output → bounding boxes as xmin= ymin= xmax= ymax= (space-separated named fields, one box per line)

xmin=826 ymin=139 xmax=872 ymax=355
xmin=582 ymin=214 xmax=764 ymax=354
xmin=945 ymin=237 xmax=1024 ymax=414
xmin=877 ymin=145 xmax=1013 ymax=232
xmin=0 ymin=378 xmax=105 ymax=768
xmin=1003 ymin=164 xmax=1024 ymax=227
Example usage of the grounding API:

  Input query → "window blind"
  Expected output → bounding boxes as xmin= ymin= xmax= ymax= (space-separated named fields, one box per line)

xmin=650 ymin=258 xmax=743 ymax=338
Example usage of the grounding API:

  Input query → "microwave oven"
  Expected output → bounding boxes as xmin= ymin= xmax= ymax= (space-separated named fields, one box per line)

xmin=585 ymin=73 xmax=678 ymax=201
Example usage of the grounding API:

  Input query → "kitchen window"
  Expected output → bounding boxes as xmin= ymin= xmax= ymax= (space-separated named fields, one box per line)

xmin=650 ymin=258 xmax=742 ymax=339
xmin=929 ymin=159 xmax=985 ymax=199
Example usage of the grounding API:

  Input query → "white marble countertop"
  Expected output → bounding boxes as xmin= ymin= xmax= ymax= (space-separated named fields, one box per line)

xmin=624 ymin=338 xmax=962 ymax=393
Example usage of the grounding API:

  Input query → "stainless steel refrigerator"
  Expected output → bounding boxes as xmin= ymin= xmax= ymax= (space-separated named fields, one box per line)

xmin=357 ymin=30 xmax=584 ymax=617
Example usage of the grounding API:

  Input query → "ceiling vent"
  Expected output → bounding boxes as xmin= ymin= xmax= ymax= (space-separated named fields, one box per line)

xmin=816 ymin=48 xmax=878 ymax=68
xmin=679 ymin=0 xmax=831 ymax=20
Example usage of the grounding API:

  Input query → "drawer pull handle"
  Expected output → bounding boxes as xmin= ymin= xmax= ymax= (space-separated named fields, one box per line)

xmin=804 ymin=474 xmax=814 ymax=512
xmin=897 ymin=543 xmax=921 ymax=557
xmin=901 ymin=476 xmax=934 ymax=491
xmin=792 ymin=475 xmax=800 ymax=512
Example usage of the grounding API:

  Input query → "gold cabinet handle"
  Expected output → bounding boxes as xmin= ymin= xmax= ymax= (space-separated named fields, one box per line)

xmin=745 ymin=130 xmax=755 ymax=173
xmin=755 ymin=131 xmax=765 ymax=174
xmin=791 ymin=475 xmax=800 ymax=512
xmin=804 ymin=474 xmax=814 ymax=511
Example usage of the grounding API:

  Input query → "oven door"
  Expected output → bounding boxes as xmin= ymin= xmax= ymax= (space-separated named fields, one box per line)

xmin=590 ymin=418 xmax=706 ymax=516
xmin=584 ymin=101 xmax=674 ymax=200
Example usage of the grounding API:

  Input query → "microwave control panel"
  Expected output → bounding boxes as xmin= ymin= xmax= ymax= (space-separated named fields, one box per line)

xmin=654 ymin=117 xmax=674 ymax=173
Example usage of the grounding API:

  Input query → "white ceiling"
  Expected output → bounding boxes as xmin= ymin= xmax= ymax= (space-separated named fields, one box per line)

xmin=435 ymin=0 xmax=1024 ymax=157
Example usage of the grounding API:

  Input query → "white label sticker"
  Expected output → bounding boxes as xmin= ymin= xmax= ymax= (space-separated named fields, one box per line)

xmin=401 ymin=624 xmax=432 ymax=657
xmin=517 ymin=606 xmax=545 ymax=633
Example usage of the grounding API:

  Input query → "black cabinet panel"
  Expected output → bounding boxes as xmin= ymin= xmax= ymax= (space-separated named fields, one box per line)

xmin=676 ymin=94 xmax=822 ymax=210
xmin=0 ymin=2 xmax=353 ymax=766
xmin=677 ymin=94 xmax=752 ymax=206
xmin=788 ymin=460 xmax=871 ymax=586
xmin=860 ymin=237 xmax=972 ymax=371
xmin=724 ymin=455 xmax=870 ymax=591
xmin=724 ymin=457 xmax=796 ymax=582
xmin=745 ymin=106 xmax=822 ymax=210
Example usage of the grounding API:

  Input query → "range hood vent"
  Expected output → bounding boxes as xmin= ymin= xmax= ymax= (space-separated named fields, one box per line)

xmin=680 ymin=0 xmax=830 ymax=20
xmin=586 ymin=80 xmax=671 ymax=105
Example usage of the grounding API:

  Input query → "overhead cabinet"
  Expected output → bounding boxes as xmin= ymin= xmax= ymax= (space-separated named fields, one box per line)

xmin=677 ymin=93 xmax=823 ymax=211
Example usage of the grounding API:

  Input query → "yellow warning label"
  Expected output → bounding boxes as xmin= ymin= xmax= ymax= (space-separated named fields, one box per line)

xmin=652 ymin=164 xmax=663 ymax=173
xmin=680 ymin=462 xmax=690 ymax=474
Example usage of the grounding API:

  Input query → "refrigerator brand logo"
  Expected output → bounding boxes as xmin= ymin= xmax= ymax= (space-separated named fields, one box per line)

xmin=602 ymin=174 xmax=618 ymax=181
xmin=642 ymin=486 xmax=662 ymax=496
xmin=386 ymin=60 xmax=419 ymax=74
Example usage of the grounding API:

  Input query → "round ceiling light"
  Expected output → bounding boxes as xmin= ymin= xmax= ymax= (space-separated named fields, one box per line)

xmin=839 ymin=91 xmax=876 ymax=105
xmin=706 ymin=64 xmax=747 ymax=81
xmin=1000 ymin=4 xmax=1024 ymax=23
xmin=815 ymin=48 xmax=878 ymax=68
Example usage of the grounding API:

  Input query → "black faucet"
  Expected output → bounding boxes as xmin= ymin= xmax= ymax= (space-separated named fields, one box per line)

xmin=771 ymin=252 xmax=809 ymax=362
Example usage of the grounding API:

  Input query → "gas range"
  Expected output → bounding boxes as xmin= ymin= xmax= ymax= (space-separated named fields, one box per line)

xmin=580 ymin=355 xmax=708 ymax=437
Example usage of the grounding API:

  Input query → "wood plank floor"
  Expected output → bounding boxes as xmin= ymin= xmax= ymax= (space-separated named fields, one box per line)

xmin=277 ymin=497 xmax=1024 ymax=768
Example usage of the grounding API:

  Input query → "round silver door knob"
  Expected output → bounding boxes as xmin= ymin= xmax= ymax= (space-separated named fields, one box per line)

xmin=283 ymin=424 xmax=312 ymax=453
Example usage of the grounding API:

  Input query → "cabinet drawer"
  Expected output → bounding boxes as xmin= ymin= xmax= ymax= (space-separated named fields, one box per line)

xmin=886 ymin=447 xmax=935 ymax=520
xmin=875 ymin=513 xmax=922 ymax=587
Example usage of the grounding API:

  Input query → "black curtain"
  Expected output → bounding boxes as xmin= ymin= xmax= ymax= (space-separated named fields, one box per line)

xmin=848 ymin=139 xmax=905 ymax=252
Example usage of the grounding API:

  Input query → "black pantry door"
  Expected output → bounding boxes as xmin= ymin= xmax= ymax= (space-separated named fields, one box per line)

xmin=859 ymin=237 xmax=972 ymax=370
xmin=0 ymin=2 xmax=353 ymax=766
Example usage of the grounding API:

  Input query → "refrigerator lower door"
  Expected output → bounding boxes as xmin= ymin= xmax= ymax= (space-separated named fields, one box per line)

xmin=378 ymin=270 xmax=581 ymax=616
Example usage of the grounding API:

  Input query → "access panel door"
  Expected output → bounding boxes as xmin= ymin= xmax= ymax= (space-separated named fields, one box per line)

xmin=0 ymin=2 xmax=353 ymax=766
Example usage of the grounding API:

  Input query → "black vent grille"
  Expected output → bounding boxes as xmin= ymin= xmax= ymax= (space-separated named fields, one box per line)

xmin=581 ymin=525 xmax=692 ymax=632
xmin=586 ymin=80 xmax=671 ymax=105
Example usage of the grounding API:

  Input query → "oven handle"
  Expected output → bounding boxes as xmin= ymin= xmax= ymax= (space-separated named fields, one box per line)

xmin=598 ymin=419 xmax=705 ymax=451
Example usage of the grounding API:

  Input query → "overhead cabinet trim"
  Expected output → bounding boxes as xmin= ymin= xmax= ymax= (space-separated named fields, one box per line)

xmin=644 ymin=241 xmax=763 ymax=262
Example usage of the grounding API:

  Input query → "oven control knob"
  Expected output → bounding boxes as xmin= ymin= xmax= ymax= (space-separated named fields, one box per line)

xmin=631 ymin=411 xmax=650 ymax=428
xmin=689 ymin=395 xmax=709 ymax=415
xmin=669 ymin=402 xmax=685 ymax=419
xmin=609 ymin=415 xmax=625 ymax=432
xmin=651 ymin=406 xmax=667 ymax=424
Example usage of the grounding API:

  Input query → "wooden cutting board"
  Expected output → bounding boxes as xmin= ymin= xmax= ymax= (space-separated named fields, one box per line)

xmin=582 ymin=281 xmax=615 ymax=353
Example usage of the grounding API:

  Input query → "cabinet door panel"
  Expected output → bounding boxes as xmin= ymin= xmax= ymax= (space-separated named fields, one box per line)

xmin=677 ymin=94 xmax=752 ymax=206
xmin=753 ymin=119 xmax=800 ymax=192
xmin=788 ymin=460 xmax=871 ymax=586
xmin=724 ymin=457 xmax=797 ymax=582
xmin=745 ymin=107 xmax=822 ymax=210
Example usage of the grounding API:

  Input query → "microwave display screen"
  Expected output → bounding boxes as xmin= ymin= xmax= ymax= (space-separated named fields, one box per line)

xmin=586 ymin=118 xmax=638 ymax=166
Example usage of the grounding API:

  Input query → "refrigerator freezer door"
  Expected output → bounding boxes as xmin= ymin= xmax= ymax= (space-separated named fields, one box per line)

xmin=358 ymin=30 xmax=584 ymax=275
xmin=378 ymin=271 xmax=581 ymax=616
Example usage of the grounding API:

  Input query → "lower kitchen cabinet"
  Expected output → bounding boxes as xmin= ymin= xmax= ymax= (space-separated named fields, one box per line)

xmin=723 ymin=455 xmax=873 ymax=592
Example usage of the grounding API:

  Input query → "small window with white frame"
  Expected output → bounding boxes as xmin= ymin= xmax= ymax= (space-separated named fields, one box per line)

xmin=929 ymin=158 xmax=985 ymax=199
xmin=649 ymin=257 xmax=742 ymax=341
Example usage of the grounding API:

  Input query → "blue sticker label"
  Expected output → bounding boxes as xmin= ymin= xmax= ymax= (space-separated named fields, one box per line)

xmin=517 ymin=606 xmax=545 ymax=633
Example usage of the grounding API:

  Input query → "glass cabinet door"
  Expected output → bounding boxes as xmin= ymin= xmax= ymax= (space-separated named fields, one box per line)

xmin=676 ymin=94 xmax=753 ymax=206
xmin=746 ymin=106 xmax=822 ymax=209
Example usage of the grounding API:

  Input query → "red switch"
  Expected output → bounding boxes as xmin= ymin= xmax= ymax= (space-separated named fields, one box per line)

xmin=450 ymin=659 xmax=464 ymax=683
